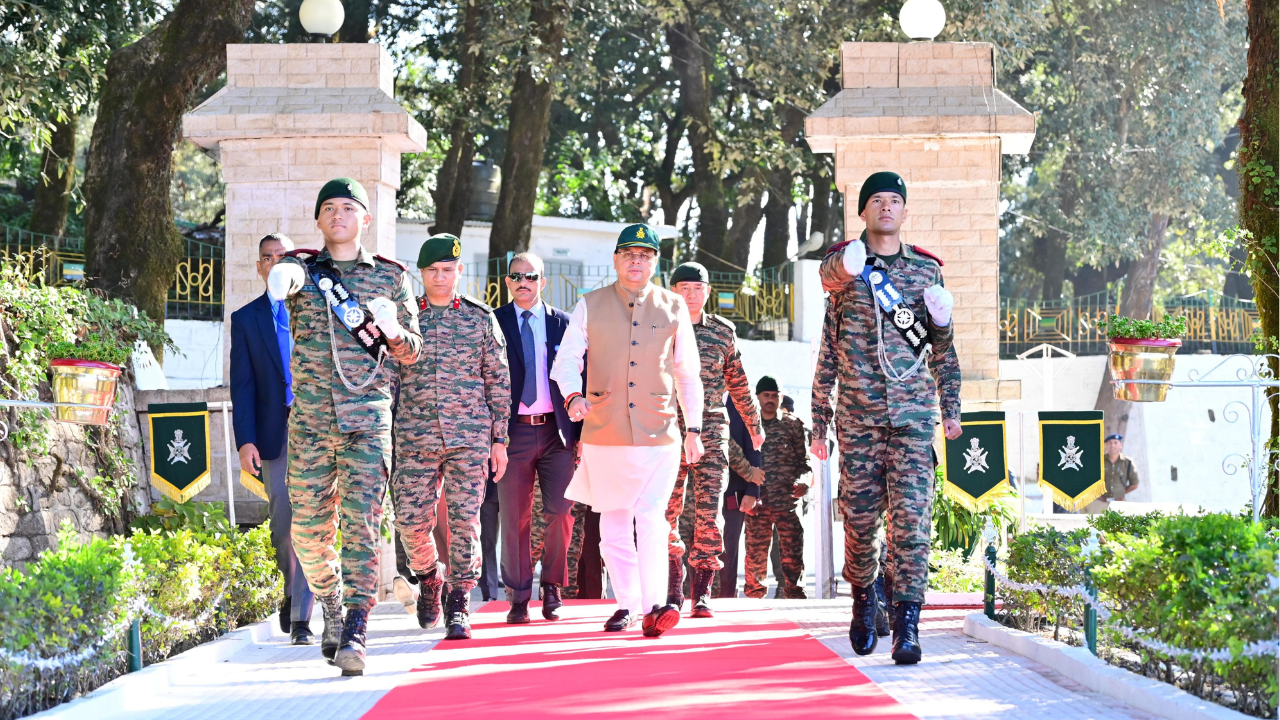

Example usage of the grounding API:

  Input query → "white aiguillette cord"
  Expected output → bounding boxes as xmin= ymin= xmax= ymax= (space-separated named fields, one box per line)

xmin=326 ymin=306 xmax=386 ymax=392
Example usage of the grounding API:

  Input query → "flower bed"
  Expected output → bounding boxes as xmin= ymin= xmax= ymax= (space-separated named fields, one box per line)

xmin=0 ymin=507 xmax=281 ymax=720
xmin=990 ymin=510 xmax=1278 ymax=718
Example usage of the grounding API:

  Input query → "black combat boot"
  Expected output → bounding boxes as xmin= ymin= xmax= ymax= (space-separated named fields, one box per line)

xmin=666 ymin=555 xmax=685 ymax=608
xmin=690 ymin=569 xmax=715 ymax=618
xmin=848 ymin=583 xmax=879 ymax=656
xmin=443 ymin=588 xmax=472 ymax=640
xmin=290 ymin=621 xmax=315 ymax=646
xmin=873 ymin=573 xmax=891 ymax=637
xmin=415 ymin=563 xmax=445 ymax=629
xmin=333 ymin=607 xmax=369 ymax=677
xmin=507 ymin=600 xmax=531 ymax=624
xmin=891 ymin=601 xmax=923 ymax=665
xmin=319 ymin=592 xmax=343 ymax=665
xmin=542 ymin=584 xmax=563 ymax=621
xmin=279 ymin=595 xmax=292 ymax=634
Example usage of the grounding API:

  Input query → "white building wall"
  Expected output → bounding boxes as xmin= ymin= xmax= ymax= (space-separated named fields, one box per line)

xmin=162 ymin=319 xmax=224 ymax=389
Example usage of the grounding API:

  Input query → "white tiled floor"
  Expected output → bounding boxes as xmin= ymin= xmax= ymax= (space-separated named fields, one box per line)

xmin=49 ymin=594 xmax=1162 ymax=720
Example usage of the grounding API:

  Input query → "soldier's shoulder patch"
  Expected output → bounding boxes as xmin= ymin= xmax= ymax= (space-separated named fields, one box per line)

xmin=460 ymin=294 xmax=493 ymax=313
xmin=909 ymin=245 xmax=944 ymax=266
xmin=374 ymin=254 xmax=408 ymax=271
xmin=707 ymin=313 xmax=737 ymax=333
xmin=824 ymin=240 xmax=851 ymax=258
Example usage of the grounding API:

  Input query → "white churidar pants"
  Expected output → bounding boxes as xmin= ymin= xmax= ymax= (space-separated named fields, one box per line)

xmin=589 ymin=445 xmax=682 ymax=615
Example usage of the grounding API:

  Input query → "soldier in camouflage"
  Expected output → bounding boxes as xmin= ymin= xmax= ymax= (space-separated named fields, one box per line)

xmin=664 ymin=262 xmax=763 ymax=618
xmin=267 ymin=178 xmax=422 ymax=677
xmin=530 ymin=495 xmax=588 ymax=597
xmin=810 ymin=171 xmax=962 ymax=665
xmin=743 ymin=376 xmax=811 ymax=599
xmin=392 ymin=233 xmax=511 ymax=641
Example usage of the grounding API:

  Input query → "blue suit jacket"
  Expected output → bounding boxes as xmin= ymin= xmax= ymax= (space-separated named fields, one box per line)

xmin=230 ymin=292 xmax=290 ymax=461
xmin=725 ymin=397 xmax=762 ymax=503
xmin=494 ymin=301 xmax=582 ymax=449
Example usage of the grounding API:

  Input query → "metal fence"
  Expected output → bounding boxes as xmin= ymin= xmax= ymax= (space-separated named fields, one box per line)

xmin=999 ymin=289 xmax=1260 ymax=357
xmin=406 ymin=255 xmax=794 ymax=340
xmin=165 ymin=237 xmax=224 ymax=321
xmin=0 ymin=224 xmax=85 ymax=285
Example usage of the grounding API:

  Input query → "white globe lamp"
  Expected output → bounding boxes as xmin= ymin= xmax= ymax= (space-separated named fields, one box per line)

xmin=299 ymin=0 xmax=345 ymax=41
xmin=899 ymin=0 xmax=946 ymax=41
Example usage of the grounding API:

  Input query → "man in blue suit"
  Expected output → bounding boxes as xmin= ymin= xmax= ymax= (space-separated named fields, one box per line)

xmin=231 ymin=233 xmax=315 ymax=645
xmin=717 ymin=393 xmax=763 ymax=597
xmin=493 ymin=252 xmax=582 ymax=623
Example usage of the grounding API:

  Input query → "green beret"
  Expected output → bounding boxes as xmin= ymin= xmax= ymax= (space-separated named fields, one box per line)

xmin=417 ymin=233 xmax=462 ymax=269
xmin=756 ymin=375 xmax=779 ymax=394
xmin=315 ymin=177 xmax=369 ymax=219
xmin=857 ymin=171 xmax=906 ymax=215
xmin=670 ymin=262 xmax=709 ymax=285
xmin=616 ymin=223 xmax=661 ymax=252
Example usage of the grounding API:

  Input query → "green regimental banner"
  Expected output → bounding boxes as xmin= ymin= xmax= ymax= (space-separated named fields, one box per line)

xmin=148 ymin=402 xmax=212 ymax=503
xmin=1038 ymin=410 xmax=1105 ymax=512
xmin=942 ymin=411 xmax=1009 ymax=511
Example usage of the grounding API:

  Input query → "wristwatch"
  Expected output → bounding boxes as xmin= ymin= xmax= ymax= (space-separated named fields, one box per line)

xmin=685 ymin=427 xmax=701 ymax=434
xmin=494 ymin=437 xmax=509 ymax=446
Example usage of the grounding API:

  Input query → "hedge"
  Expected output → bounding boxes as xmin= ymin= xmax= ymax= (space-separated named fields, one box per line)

xmin=0 ymin=517 xmax=281 ymax=720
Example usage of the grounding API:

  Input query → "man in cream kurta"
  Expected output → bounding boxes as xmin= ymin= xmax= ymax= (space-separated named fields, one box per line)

xmin=550 ymin=223 xmax=705 ymax=636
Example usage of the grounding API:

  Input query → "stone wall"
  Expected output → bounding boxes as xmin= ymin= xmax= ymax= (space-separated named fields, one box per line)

xmin=0 ymin=376 xmax=150 ymax=568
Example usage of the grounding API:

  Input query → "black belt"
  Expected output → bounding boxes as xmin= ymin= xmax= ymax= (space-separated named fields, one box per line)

xmin=516 ymin=413 xmax=553 ymax=425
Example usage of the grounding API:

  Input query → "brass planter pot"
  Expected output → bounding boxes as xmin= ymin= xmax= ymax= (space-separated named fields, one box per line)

xmin=1107 ymin=338 xmax=1181 ymax=402
xmin=49 ymin=359 xmax=121 ymax=425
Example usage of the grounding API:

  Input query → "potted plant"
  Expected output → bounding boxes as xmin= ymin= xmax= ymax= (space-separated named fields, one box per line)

xmin=46 ymin=334 xmax=131 ymax=425
xmin=1097 ymin=314 xmax=1187 ymax=402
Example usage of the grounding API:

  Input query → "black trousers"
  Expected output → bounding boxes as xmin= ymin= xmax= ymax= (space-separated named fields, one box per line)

xmin=498 ymin=419 xmax=575 ymax=603
xmin=478 ymin=478 xmax=501 ymax=600
xmin=262 ymin=452 xmax=314 ymax=621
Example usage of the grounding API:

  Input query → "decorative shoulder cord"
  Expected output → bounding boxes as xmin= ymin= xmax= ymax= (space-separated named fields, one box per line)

xmin=326 ymin=306 xmax=387 ymax=392
xmin=871 ymin=296 xmax=930 ymax=382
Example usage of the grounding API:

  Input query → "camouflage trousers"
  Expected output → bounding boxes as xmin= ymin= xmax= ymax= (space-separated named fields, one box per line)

xmin=531 ymin=496 xmax=588 ymax=597
xmin=838 ymin=424 xmax=934 ymax=603
xmin=288 ymin=420 xmax=390 ymax=611
xmin=391 ymin=445 xmax=489 ymax=592
xmin=666 ymin=425 xmax=727 ymax=571
xmin=743 ymin=505 xmax=804 ymax=598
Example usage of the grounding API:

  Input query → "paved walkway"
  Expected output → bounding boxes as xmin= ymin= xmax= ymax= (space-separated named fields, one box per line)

xmin=37 ymin=592 xmax=1168 ymax=720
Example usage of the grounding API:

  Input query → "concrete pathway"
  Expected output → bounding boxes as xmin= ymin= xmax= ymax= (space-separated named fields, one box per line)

xmin=33 ymin=592 xmax=1172 ymax=720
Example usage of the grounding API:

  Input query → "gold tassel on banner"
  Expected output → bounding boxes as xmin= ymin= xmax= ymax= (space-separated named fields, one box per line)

xmin=239 ymin=470 xmax=269 ymax=501
xmin=941 ymin=475 xmax=1014 ymax=513
xmin=1042 ymin=478 xmax=1108 ymax=513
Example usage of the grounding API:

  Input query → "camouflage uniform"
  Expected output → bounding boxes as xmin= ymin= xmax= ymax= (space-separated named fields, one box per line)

xmin=392 ymin=294 xmax=510 ymax=592
xmin=666 ymin=314 xmax=762 ymax=571
xmin=531 ymin=496 xmax=588 ymax=597
xmin=282 ymin=247 xmax=422 ymax=611
xmin=812 ymin=243 xmax=961 ymax=603
xmin=744 ymin=412 xmax=811 ymax=599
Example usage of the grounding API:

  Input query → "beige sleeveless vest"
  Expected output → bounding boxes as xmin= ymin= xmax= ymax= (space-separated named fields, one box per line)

xmin=581 ymin=281 xmax=685 ymax=446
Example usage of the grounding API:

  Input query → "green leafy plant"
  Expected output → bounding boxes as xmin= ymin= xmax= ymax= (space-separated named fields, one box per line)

xmin=46 ymin=333 xmax=132 ymax=366
xmin=129 ymin=497 xmax=234 ymax=536
xmin=932 ymin=468 xmax=1019 ymax=559
xmin=1096 ymin=313 xmax=1188 ymax=340
xmin=1087 ymin=509 xmax=1164 ymax=538
xmin=1000 ymin=525 xmax=1090 ymax=642
xmin=927 ymin=546 xmax=985 ymax=593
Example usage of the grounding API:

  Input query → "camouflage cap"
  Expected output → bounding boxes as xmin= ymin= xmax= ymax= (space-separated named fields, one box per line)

xmin=616 ymin=223 xmax=661 ymax=252
xmin=417 ymin=233 xmax=462 ymax=269
xmin=314 ymin=177 xmax=369 ymax=219
xmin=857 ymin=171 xmax=906 ymax=214
xmin=670 ymin=261 xmax=709 ymax=285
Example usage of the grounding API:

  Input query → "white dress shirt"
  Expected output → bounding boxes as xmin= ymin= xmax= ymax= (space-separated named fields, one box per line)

xmin=516 ymin=300 xmax=555 ymax=415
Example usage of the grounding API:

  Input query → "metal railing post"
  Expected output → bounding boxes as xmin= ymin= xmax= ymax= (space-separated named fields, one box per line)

xmin=1085 ymin=578 xmax=1098 ymax=655
xmin=984 ymin=543 xmax=997 ymax=620
xmin=816 ymin=441 xmax=835 ymax=599
xmin=127 ymin=619 xmax=142 ymax=672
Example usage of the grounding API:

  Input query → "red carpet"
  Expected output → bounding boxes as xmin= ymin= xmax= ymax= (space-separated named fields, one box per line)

xmin=360 ymin=599 xmax=918 ymax=720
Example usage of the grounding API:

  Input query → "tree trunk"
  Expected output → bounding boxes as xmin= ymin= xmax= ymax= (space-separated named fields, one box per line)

xmin=804 ymin=162 xmax=832 ymax=259
xmin=1238 ymin=0 xmax=1279 ymax=516
xmin=719 ymin=178 xmax=767 ymax=272
xmin=487 ymin=0 xmax=566 ymax=258
xmin=29 ymin=115 xmax=77 ymax=239
xmin=1094 ymin=213 xmax=1170 ymax=440
xmin=338 ymin=0 xmax=372 ymax=43
xmin=1035 ymin=230 xmax=1069 ymax=301
xmin=82 ymin=0 xmax=256 ymax=325
xmin=667 ymin=22 xmax=731 ymax=272
xmin=761 ymin=167 xmax=793 ymax=270
xmin=432 ymin=0 xmax=484 ymax=237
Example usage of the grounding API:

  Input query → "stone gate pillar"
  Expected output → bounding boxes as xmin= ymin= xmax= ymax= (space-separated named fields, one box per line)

xmin=182 ymin=43 xmax=427 ymax=383
xmin=805 ymin=42 xmax=1031 ymax=407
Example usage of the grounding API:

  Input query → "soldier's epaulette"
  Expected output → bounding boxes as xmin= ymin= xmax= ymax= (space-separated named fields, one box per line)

xmin=824 ymin=240 xmax=851 ymax=258
xmin=460 ymin=294 xmax=493 ymax=313
xmin=417 ymin=296 xmax=428 ymax=312
xmin=909 ymin=245 xmax=944 ymax=266
xmin=707 ymin=313 xmax=737 ymax=333
xmin=374 ymin=254 xmax=408 ymax=271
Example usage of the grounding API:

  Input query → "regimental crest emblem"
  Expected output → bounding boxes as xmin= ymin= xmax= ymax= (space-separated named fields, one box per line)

xmin=167 ymin=429 xmax=191 ymax=465
xmin=893 ymin=306 xmax=915 ymax=329
xmin=318 ymin=277 xmax=333 ymax=291
xmin=343 ymin=307 xmax=365 ymax=327
xmin=963 ymin=437 xmax=989 ymax=474
xmin=636 ymin=228 xmax=645 ymax=239
xmin=1058 ymin=435 xmax=1084 ymax=471
xmin=452 ymin=238 xmax=461 ymax=256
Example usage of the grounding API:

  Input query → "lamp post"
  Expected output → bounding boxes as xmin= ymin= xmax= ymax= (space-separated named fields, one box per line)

xmin=299 ymin=0 xmax=345 ymax=42
xmin=899 ymin=0 xmax=946 ymax=41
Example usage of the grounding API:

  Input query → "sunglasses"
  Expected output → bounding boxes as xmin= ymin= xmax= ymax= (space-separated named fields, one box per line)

xmin=507 ymin=272 xmax=542 ymax=282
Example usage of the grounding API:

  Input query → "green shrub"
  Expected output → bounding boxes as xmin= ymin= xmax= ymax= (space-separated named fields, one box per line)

xmin=927 ymin=546 xmax=984 ymax=592
xmin=1092 ymin=513 xmax=1278 ymax=716
xmin=999 ymin=525 xmax=1089 ymax=643
xmin=130 ymin=497 xmax=235 ymax=536
xmin=1097 ymin=313 xmax=1187 ymax=340
xmin=932 ymin=468 xmax=1018 ymax=559
xmin=46 ymin=333 xmax=132 ymax=366
xmin=1087 ymin=509 xmax=1164 ymax=537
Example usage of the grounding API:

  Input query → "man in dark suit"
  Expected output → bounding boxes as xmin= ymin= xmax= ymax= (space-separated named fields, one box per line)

xmin=493 ymin=252 xmax=582 ymax=623
xmin=717 ymin=393 xmax=763 ymax=597
xmin=231 ymin=232 xmax=315 ymax=645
